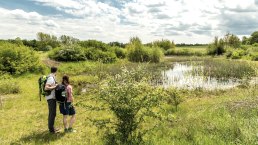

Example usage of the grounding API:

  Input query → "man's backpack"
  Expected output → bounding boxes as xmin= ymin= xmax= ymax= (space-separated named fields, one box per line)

xmin=38 ymin=75 xmax=51 ymax=101
xmin=55 ymin=84 xmax=67 ymax=103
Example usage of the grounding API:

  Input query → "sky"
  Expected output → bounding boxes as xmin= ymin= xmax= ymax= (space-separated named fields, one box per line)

xmin=0 ymin=0 xmax=258 ymax=44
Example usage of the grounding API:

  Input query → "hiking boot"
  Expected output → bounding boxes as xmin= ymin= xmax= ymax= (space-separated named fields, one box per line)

xmin=64 ymin=128 xmax=69 ymax=133
xmin=68 ymin=127 xmax=77 ymax=133
xmin=50 ymin=129 xmax=60 ymax=134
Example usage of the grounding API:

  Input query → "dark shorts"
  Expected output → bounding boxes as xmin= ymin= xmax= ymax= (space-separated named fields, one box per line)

xmin=59 ymin=102 xmax=76 ymax=116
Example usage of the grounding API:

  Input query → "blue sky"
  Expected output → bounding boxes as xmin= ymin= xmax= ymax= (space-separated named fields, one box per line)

xmin=0 ymin=0 xmax=258 ymax=43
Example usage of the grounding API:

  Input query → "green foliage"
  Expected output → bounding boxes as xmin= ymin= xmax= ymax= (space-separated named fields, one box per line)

xmin=79 ymin=67 xmax=174 ymax=144
xmin=49 ymin=45 xmax=86 ymax=61
xmin=224 ymin=33 xmax=241 ymax=48
xmin=165 ymin=88 xmax=183 ymax=111
xmin=49 ymin=44 xmax=117 ymax=63
xmin=127 ymin=37 xmax=163 ymax=63
xmin=152 ymin=39 xmax=175 ymax=51
xmin=250 ymin=31 xmax=258 ymax=44
xmin=111 ymin=47 xmax=126 ymax=59
xmin=207 ymin=37 xmax=225 ymax=55
xmin=250 ymin=52 xmax=258 ymax=61
xmin=164 ymin=48 xmax=176 ymax=55
xmin=242 ymin=36 xmax=250 ymax=45
xmin=79 ymin=40 xmax=110 ymax=51
xmin=0 ymin=77 xmax=20 ymax=95
xmin=226 ymin=49 xmax=247 ymax=59
xmin=84 ymin=48 xmax=117 ymax=63
xmin=22 ymin=39 xmax=37 ymax=49
xmin=59 ymin=35 xmax=79 ymax=45
xmin=151 ymin=47 xmax=163 ymax=63
xmin=165 ymin=46 xmax=206 ymax=56
xmin=96 ymin=51 xmax=117 ymax=63
xmin=70 ymin=75 xmax=99 ymax=95
xmin=36 ymin=32 xmax=60 ymax=51
xmin=0 ymin=42 xmax=41 ymax=75
xmin=231 ymin=51 xmax=241 ymax=59
xmin=252 ymin=43 xmax=258 ymax=47
xmin=109 ymin=42 xmax=126 ymax=48
xmin=202 ymin=59 xmax=256 ymax=79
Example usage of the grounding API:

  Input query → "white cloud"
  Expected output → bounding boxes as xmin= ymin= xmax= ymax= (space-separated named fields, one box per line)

xmin=0 ymin=0 xmax=258 ymax=43
xmin=33 ymin=0 xmax=83 ymax=9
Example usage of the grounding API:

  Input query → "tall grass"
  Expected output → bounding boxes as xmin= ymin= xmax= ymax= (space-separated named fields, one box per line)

xmin=202 ymin=59 xmax=256 ymax=79
xmin=165 ymin=47 xmax=207 ymax=56
xmin=1 ymin=51 xmax=258 ymax=145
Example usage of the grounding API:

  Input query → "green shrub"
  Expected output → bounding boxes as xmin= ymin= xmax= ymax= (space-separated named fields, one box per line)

xmin=207 ymin=44 xmax=225 ymax=55
xmin=78 ymin=67 xmax=173 ymax=144
xmin=41 ymin=45 xmax=52 ymax=51
xmin=127 ymin=37 xmax=163 ymax=63
xmin=84 ymin=48 xmax=117 ymax=63
xmin=240 ymin=45 xmax=248 ymax=50
xmin=252 ymin=43 xmax=258 ymax=47
xmin=226 ymin=49 xmax=246 ymax=59
xmin=250 ymin=52 xmax=258 ymax=61
xmin=79 ymin=40 xmax=110 ymax=51
xmin=98 ymin=51 xmax=117 ymax=63
xmin=207 ymin=37 xmax=225 ymax=55
xmin=127 ymin=42 xmax=149 ymax=62
xmin=231 ymin=51 xmax=241 ymax=59
xmin=151 ymin=47 xmax=163 ymax=63
xmin=152 ymin=39 xmax=175 ymax=51
xmin=225 ymin=49 xmax=233 ymax=58
xmin=112 ymin=47 xmax=126 ymax=59
xmin=0 ymin=42 xmax=41 ymax=75
xmin=165 ymin=48 xmax=176 ymax=55
xmin=49 ymin=45 xmax=86 ymax=61
xmin=0 ymin=79 xmax=20 ymax=95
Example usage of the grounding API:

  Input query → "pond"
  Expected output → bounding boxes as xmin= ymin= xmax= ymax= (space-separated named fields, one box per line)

xmin=158 ymin=62 xmax=241 ymax=90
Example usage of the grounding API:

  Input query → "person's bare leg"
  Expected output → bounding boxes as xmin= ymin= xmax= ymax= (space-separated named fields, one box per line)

xmin=69 ymin=115 xmax=76 ymax=128
xmin=63 ymin=115 xmax=68 ymax=129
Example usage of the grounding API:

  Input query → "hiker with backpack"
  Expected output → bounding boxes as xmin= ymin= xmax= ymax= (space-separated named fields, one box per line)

xmin=57 ymin=75 xmax=76 ymax=133
xmin=44 ymin=67 xmax=59 ymax=133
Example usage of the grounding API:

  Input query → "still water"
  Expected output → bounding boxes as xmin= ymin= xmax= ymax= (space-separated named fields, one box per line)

xmin=159 ymin=63 xmax=240 ymax=90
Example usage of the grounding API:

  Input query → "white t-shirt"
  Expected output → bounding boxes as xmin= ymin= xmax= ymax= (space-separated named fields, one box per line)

xmin=45 ymin=74 xmax=56 ymax=100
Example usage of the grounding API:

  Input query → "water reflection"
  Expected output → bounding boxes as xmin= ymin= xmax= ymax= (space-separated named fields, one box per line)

xmin=160 ymin=63 xmax=240 ymax=90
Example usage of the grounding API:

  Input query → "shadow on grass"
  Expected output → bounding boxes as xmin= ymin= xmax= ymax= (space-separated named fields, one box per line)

xmin=10 ymin=130 xmax=65 ymax=145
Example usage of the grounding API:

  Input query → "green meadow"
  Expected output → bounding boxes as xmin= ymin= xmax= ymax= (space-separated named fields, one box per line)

xmin=1 ymin=33 xmax=258 ymax=145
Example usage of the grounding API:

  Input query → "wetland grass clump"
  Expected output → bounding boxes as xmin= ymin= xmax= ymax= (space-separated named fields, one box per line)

xmin=202 ymin=59 xmax=256 ymax=79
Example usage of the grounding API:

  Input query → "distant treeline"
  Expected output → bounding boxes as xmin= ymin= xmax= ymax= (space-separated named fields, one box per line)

xmin=176 ymin=43 xmax=208 ymax=47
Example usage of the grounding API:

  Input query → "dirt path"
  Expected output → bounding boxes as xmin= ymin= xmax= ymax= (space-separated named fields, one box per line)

xmin=42 ymin=58 xmax=60 ymax=67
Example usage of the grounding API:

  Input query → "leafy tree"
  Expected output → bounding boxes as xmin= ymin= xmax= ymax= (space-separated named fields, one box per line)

xmin=109 ymin=42 xmax=126 ymax=48
xmin=242 ymin=36 xmax=250 ymax=45
xmin=22 ymin=39 xmax=37 ymax=49
xmin=250 ymin=31 xmax=258 ymax=44
xmin=36 ymin=32 xmax=60 ymax=51
xmin=207 ymin=36 xmax=225 ymax=55
xmin=6 ymin=37 xmax=24 ymax=46
xmin=223 ymin=33 xmax=241 ymax=48
xmin=77 ymin=67 xmax=176 ymax=144
xmin=152 ymin=39 xmax=175 ymax=51
xmin=127 ymin=37 xmax=163 ymax=63
xmin=59 ymin=35 xmax=79 ymax=45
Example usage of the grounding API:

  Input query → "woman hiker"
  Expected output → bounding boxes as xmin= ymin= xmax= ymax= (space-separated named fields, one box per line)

xmin=59 ymin=75 xmax=76 ymax=133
